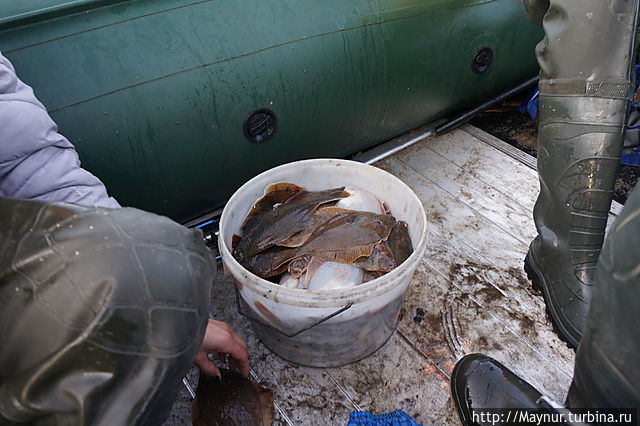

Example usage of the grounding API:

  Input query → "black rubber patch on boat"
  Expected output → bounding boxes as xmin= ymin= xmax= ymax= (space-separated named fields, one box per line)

xmin=244 ymin=108 xmax=277 ymax=143
xmin=472 ymin=47 xmax=493 ymax=73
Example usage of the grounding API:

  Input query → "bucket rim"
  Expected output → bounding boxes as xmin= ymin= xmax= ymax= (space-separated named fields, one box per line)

xmin=218 ymin=158 xmax=428 ymax=307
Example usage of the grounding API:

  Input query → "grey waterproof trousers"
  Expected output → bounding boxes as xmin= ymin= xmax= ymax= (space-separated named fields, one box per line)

xmin=523 ymin=0 xmax=638 ymax=347
xmin=567 ymin=184 xmax=640 ymax=408
xmin=523 ymin=0 xmax=640 ymax=406
xmin=0 ymin=198 xmax=213 ymax=425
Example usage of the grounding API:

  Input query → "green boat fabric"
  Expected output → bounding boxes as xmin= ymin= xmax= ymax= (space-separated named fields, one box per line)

xmin=0 ymin=52 xmax=120 ymax=208
xmin=0 ymin=0 xmax=542 ymax=222
xmin=0 ymin=0 xmax=128 ymax=29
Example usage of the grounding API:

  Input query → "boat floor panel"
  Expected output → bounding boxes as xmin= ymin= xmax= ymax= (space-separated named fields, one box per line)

xmin=165 ymin=125 xmax=577 ymax=425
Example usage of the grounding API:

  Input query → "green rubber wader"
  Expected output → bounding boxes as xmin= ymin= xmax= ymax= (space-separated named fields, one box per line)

xmin=0 ymin=198 xmax=213 ymax=425
xmin=567 ymin=184 xmax=640 ymax=408
xmin=524 ymin=0 xmax=639 ymax=348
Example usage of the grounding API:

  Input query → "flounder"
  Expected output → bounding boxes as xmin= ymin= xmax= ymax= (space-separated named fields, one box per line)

xmin=240 ymin=182 xmax=304 ymax=229
xmin=241 ymin=211 xmax=397 ymax=278
xmin=192 ymin=369 xmax=273 ymax=426
xmin=354 ymin=221 xmax=413 ymax=272
xmin=233 ymin=187 xmax=348 ymax=261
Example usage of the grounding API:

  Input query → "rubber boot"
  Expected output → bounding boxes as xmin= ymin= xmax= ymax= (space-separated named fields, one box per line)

xmin=451 ymin=354 xmax=544 ymax=425
xmin=566 ymin=184 xmax=640 ymax=408
xmin=523 ymin=0 xmax=639 ymax=348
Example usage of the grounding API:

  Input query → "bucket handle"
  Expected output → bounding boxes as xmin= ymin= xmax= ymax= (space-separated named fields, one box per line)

xmin=234 ymin=288 xmax=352 ymax=338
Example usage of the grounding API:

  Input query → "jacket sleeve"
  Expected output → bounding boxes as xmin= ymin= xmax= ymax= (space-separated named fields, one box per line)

xmin=0 ymin=52 xmax=120 ymax=208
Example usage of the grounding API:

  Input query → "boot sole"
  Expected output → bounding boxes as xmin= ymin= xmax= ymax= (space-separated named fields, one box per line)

xmin=524 ymin=253 xmax=578 ymax=349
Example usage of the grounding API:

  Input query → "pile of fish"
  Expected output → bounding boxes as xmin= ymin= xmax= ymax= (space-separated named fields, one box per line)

xmin=232 ymin=182 xmax=413 ymax=291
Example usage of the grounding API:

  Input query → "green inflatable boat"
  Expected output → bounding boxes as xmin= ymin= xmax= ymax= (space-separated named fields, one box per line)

xmin=0 ymin=0 xmax=542 ymax=222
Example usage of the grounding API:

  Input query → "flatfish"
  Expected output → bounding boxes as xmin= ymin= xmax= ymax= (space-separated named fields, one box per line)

xmin=191 ymin=369 xmax=274 ymax=426
xmin=354 ymin=221 xmax=413 ymax=272
xmin=240 ymin=211 xmax=396 ymax=278
xmin=240 ymin=182 xmax=304 ymax=229
xmin=233 ymin=187 xmax=348 ymax=261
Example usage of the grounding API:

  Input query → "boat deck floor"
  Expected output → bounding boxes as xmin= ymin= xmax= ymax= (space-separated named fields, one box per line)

xmin=166 ymin=124 xmax=593 ymax=425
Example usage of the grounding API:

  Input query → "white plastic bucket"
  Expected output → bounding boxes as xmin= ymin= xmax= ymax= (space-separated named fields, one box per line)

xmin=219 ymin=159 xmax=427 ymax=367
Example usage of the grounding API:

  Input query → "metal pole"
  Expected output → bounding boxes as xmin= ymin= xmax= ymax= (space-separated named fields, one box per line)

xmin=434 ymin=76 xmax=539 ymax=135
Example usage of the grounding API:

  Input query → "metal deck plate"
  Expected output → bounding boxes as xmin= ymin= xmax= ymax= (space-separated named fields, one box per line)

xmin=165 ymin=125 xmax=578 ymax=425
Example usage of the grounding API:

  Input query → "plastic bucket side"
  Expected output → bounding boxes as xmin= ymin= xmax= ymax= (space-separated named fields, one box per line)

xmin=219 ymin=159 xmax=427 ymax=366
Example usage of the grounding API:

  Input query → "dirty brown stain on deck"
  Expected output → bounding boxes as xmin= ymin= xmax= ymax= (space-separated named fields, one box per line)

xmin=446 ymin=261 xmax=546 ymax=342
xmin=427 ymin=210 xmax=445 ymax=224
xmin=448 ymin=261 xmax=502 ymax=304
xmin=507 ymin=265 xmax=542 ymax=296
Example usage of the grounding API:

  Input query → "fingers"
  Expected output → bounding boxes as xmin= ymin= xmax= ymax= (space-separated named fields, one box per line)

xmin=193 ymin=351 xmax=221 ymax=378
xmin=228 ymin=326 xmax=249 ymax=355
xmin=210 ymin=320 xmax=248 ymax=352
xmin=198 ymin=320 xmax=250 ymax=377
xmin=217 ymin=332 xmax=250 ymax=377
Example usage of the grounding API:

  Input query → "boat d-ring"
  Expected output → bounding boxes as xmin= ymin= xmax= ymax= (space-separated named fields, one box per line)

xmin=234 ymin=287 xmax=352 ymax=338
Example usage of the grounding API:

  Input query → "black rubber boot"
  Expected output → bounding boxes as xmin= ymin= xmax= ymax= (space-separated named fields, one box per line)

xmin=523 ymin=0 xmax=639 ymax=348
xmin=566 ymin=185 xmax=640 ymax=408
xmin=451 ymin=354 xmax=544 ymax=426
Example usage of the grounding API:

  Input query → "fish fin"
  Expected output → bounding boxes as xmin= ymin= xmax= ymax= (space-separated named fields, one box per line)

xmin=387 ymin=221 xmax=413 ymax=266
xmin=316 ymin=244 xmax=375 ymax=264
xmin=278 ymin=230 xmax=307 ymax=247
xmin=241 ymin=247 xmax=295 ymax=278
xmin=240 ymin=183 xmax=306 ymax=229
xmin=315 ymin=206 xmax=353 ymax=215
xmin=354 ymin=242 xmax=396 ymax=272
xmin=264 ymin=182 xmax=304 ymax=194
xmin=231 ymin=234 xmax=242 ymax=251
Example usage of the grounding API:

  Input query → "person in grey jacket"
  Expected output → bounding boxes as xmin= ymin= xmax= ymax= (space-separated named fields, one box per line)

xmin=0 ymin=51 xmax=248 ymax=425
xmin=0 ymin=52 xmax=119 ymax=208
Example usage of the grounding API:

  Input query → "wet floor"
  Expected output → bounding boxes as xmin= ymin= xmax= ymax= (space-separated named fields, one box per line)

xmin=471 ymin=108 xmax=639 ymax=205
xmin=165 ymin=125 xmax=593 ymax=425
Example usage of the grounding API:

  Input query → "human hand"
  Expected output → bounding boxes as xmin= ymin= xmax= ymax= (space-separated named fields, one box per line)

xmin=194 ymin=319 xmax=250 ymax=378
